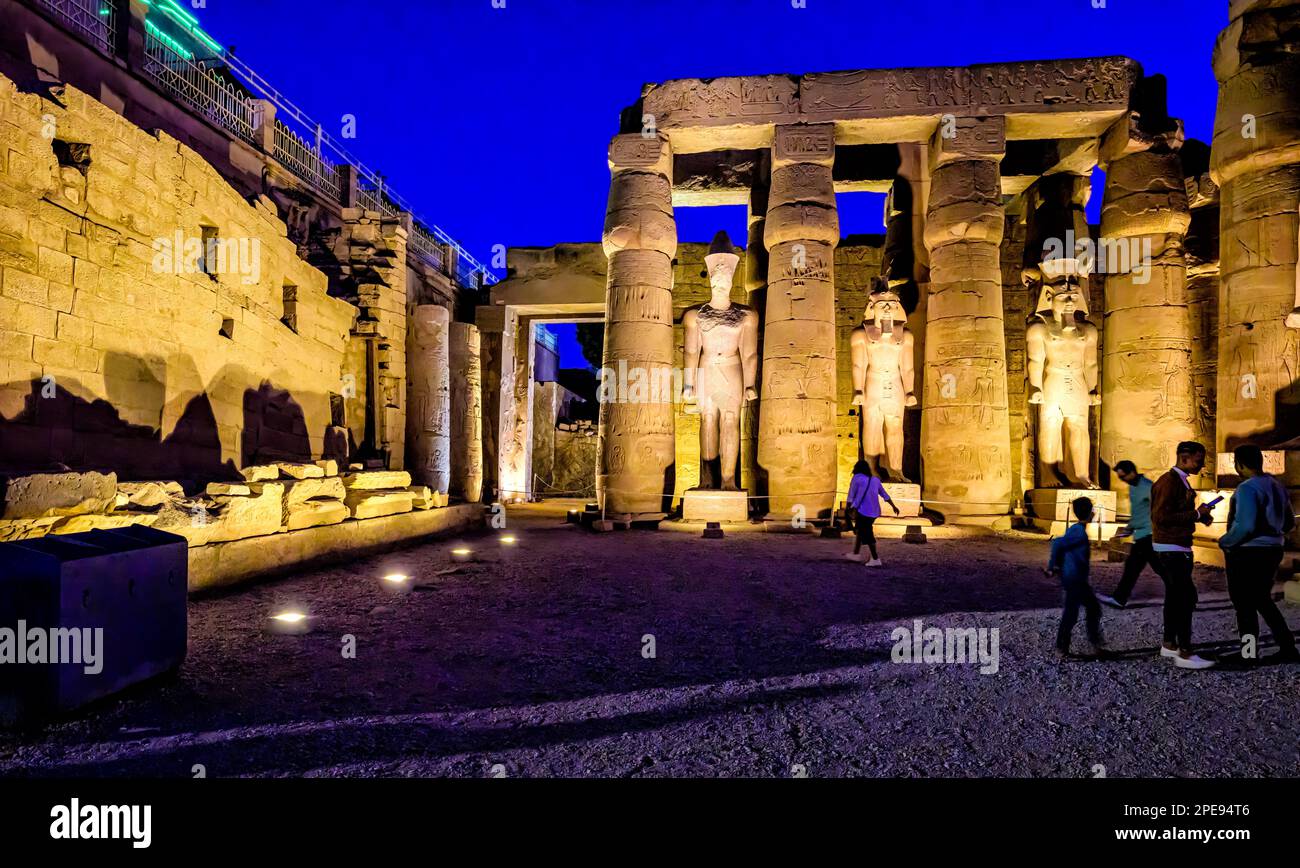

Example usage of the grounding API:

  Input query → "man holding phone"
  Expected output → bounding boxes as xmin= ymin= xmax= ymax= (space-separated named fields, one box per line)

xmin=1216 ymin=444 xmax=1299 ymax=666
xmin=1149 ymin=441 xmax=1216 ymax=669
xmin=1098 ymin=460 xmax=1163 ymax=608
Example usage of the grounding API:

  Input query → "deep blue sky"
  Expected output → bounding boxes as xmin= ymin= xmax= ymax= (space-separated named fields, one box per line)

xmin=196 ymin=0 xmax=1225 ymax=366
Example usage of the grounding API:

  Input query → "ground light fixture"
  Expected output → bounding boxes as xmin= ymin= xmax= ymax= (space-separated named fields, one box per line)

xmin=268 ymin=610 xmax=311 ymax=635
xmin=451 ymin=547 xmax=474 ymax=562
xmin=381 ymin=573 xmax=413 ymax=596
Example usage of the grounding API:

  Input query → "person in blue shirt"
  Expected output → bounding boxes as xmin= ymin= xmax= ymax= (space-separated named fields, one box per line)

xmin=1046 ymin=496 xmax=1109 ymax=657
xmin=844 ymin=460 xmax=899 ymax=567
xmin=1097 ymin=460 xmax=1164 ymax=608
xmin=1216 ymin=444 xmax=1299 ymax=666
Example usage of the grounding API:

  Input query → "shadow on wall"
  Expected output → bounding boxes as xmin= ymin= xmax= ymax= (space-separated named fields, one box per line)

xmin=0 ymin=351 xmax=348 ymax=490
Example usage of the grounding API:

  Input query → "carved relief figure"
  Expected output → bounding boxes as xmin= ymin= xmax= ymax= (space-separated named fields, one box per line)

xmin=851 ymin=281 xmax=917 ymax=481
xmin=682 ymin=231 xmax=759 ymax=490
xmin=1027 ymin=267 xmax=1100 ymax=487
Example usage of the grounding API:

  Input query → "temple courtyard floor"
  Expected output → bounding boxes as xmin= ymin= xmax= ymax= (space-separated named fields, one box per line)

xmin=2 ymin=500 xmax=1297 ymax=778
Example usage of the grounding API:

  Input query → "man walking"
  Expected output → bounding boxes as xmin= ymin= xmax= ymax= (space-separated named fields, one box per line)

xmin=1217 ymin=444 xmax=1299 ymax=666
xmin=1047 ymin=496 xmax=1110 ymax=659
xmin=1097 ymin=460 xmax=1162 ymax=608
xmin=1150 ymin=441 xmax=1216 ymax=669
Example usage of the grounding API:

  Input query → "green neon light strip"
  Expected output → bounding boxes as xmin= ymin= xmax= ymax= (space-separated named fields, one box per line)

xmin=151 ymin=1 xmax=226 ymax=55
xmin=145 ymin=19 xmax=194 ymax=59
xmin=161 ymin=0 xmax=199 ymax=26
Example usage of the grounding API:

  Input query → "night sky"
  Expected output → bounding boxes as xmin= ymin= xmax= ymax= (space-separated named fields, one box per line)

xmin=195 ymin=0 xmax=1225 ymax=366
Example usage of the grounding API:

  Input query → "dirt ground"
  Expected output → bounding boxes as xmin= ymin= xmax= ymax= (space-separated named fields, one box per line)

xmin=2 ymin=499 xmax=1297 ymax=778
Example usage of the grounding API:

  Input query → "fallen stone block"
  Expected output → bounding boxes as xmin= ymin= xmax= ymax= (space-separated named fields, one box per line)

xmin=206 ymin=482 xmax=251 ymax=496
xmin=342 ymin=471 xmax=413 ymax=491
xmin=344 ymin=490 xmax=415 ymax=519
xmin=163 ymin=483 xmax=284 ymax=547
xmin=277 ymin=462 xmax=325 ymax=480
xmin=117 ymin=481 xmax=183 ymax=509
xmin=284 ymin=499 xmax=349 ymax=531
xmin=0 ymin=517 xmax=60 ymax=542
xmin=239 ymin=465 xmax=281 ymax=482
xmin=51 ymin=513 xmax=158 ymax=534
xmin=277 ymin=477 xmax=347 ymax=506
xmin=315 ymin=459 xmax=339 ymax=477
xmin=1 ymin=471 xmax=117 ymax=519
xmin=408 ymin=486 xmax=435 ymax=510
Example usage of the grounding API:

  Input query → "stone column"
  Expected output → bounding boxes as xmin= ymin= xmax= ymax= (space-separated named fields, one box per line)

xmin=1099 ymin=116 xmax=1194 ymax=489
xmin=742 ymin=167 xmax=769 ymax=499
xmin=598 ymin=134 xmax=677 ymax=517
xmin=920 ymin=116 xmax=1012 ymax=515
xmin=1211 ymin=0 xmax=1300 ymax=459
xmin=406 ymin=304 xmax=451 ymax=493
xmin=758 ymin=123 xmax=839 ymax=521
xmin=449 ymin=321 xmax=483 ymax=502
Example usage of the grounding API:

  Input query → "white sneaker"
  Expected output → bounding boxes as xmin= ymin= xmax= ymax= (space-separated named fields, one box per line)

xmin=1173 ymin=653 xmax=1216 ymax=670
xmin=865 ymin=558 xmax=883 ymax=568
xmin=843 ymin=552 xmax=865 ymax=562
xmin=1159 ymin=645 xmax=1180 ymax=659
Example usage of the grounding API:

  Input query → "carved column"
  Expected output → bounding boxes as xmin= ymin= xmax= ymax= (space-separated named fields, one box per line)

xmin=449 ymin=321 xmax=483 ymax=502
xmin=1211 ymin=0 xmax=1300 ymax=459
xmin=1099 ymin=115 xmax=1194 ymax=488
xmin=598 ymin=134 xmax=677 ymax=517
xmin=742 ymin=164 xmax=769 ymax=499
xmin=406 ymin=304 xmax=451 ymax=493
xmin=759 ymin=123 xmax=839 ymax=521
xmin=920 ymin=117 xmax=1012 ymax=515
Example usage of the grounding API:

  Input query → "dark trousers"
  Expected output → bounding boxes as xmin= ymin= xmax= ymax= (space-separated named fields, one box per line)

xmin=853 ymin=515 xmax=878 ymax=558
xmin=1155 ymin=551 xmax=1197 ymax=650
xmin=1112 ymin=535 xmax=1163 ymax=604
xmin=1224 ymin=546 xmax=1296 ymax=654
xmin=1057 ymin=580 xmax=1103 ymax=652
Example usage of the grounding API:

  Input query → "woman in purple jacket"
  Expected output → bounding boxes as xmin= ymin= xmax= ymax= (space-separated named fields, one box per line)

xmin=845 ymin=460 xmax=900 ymax=567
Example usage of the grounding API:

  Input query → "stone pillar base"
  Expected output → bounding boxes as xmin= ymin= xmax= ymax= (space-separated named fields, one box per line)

xmin=682 ymin=488 xmax=749 ymax=523
xmin=1025 ymin=488 xmax=1117 ymax=523
xmin=1285 ymin=580 xmax=1300 ymax=606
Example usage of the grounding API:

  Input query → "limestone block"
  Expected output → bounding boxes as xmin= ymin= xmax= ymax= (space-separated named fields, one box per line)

xmin=682 ymin=488 xmax=748 ymax=522
xmin=50 ymin=513 xmax=158 ymax=534
xmin=168 ymin=483 xmax=284 ymax=547
xmin=206 ymin=483 xmax=251 ymax=496
xmin=315 ymin=459 xmax=339 ymax=476
xmin=239 ymin=465 xmax=280 ymax=482
xmin=279 ymin=476 xmax=347 ymax=506
xmin=344 ymin=490 xmax=415 ymax=519
xmin=277 ymin=462 xmax=325 ymax=480
xmin=1 ymin=471 xmax=116 ymax=519
xmin=342 ymin=471 xmax=413 ymax=490
xmin=117 ymin=481 xmax=183 ymax=509
xmin=284 ymin=499 xmax=349 ymax=531
xmin=772 ymin=124 xmax=835 ymax=168
xmin=883 ymin=483 xmax=922 ymax=517
xmin=0 ymin=517 xmax=60 ymax=542
xmin=408 ymin=485 xmax=435 ymax=509
xmin=768 ymin=164 xmax=836 ymax=209
xmin=1026 ymin=488 xmax=1118 ymax=523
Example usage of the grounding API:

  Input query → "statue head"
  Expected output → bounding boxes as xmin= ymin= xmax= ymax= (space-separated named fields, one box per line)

xmin=704 ymin=230 xmax=740 ymax=294
xmin=1036 ymin=280 xmax=1089 ymax=320
xmin=865 ymin=280 xmax=905 ymax=325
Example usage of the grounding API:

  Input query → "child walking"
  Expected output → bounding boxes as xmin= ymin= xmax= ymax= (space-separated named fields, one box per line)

xmin=845 ymin=460 xmax=900 ymax=567
xmin=1046 ymin=496 xmax=1109 ymax=658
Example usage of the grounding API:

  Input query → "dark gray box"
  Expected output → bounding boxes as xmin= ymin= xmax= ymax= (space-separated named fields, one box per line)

xmin=0 ymin=525 xmax=187 ymax=725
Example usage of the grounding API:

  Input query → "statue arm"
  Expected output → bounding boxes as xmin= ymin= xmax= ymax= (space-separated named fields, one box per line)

xmin=741 ymin=309 xmax=759 ymax=400
xmin=850 ymin=327 xmax=867 ymax=405
xmin=1026 ymin=321 xmax=1046 ymax=403
xmin=901 ymin=329 xmax=917 ymax=405
xmin=682 ymin=309 xmax=700 ymax=397
xmin=1084 ymin=323 xmax=1100 ymax=402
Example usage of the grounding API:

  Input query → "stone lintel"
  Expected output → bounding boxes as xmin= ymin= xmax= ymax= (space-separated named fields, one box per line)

xmin=931 ymin=116 xmax=1006 ymax=167
xmin=643 ymin=58 xmax=1139 ymax=153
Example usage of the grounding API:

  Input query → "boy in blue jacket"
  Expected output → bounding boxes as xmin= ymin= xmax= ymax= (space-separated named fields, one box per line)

xmin=1046 ymin=496 xmax=1109 ymax=657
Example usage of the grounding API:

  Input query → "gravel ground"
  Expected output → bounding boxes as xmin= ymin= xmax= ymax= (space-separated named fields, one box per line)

xmin=2 ymin=499 xmax=1297 ymax=778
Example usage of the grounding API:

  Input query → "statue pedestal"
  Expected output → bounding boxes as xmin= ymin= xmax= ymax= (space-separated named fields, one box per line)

xmin=682 ymin=488 xmax=749 ymax=523
xmin=882 ymin=483 xmax=922 ymax=517
xmin=1026 ymin=488 xmax=1117 ymax=523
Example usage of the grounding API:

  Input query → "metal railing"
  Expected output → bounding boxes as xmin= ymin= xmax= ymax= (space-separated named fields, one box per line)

xmin=35 ymin=0 xmax=116 ymax=55
xmin=407 ymin=222 xmax=446 ymax=272
xmin=142 ymin=28 xmax=260 ymax=146
xmin=272 ymin=120 xmax=342 ymax=200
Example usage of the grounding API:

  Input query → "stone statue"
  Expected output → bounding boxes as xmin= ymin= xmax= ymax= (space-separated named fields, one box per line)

xmin=850 ymin=281 xmax=917 ymax=481
xmin=682 ymin=231 xmax=759 ymax=490
xmin=1026 ymin=261 xmax=1100 ymax=487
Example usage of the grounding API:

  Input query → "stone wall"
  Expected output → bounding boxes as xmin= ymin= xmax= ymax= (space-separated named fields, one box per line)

xmin=0 ymin=71 xmax=363 ymax=483
xmin=553 ymin=425 xmax=597 ymax=498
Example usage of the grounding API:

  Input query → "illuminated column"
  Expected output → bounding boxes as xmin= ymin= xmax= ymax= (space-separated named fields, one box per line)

xmin=742 ymin=166 xmax=769 ymax=499
xmin=449 ymin=322 xmax=483 ymax=502
xmin=920 ymin=116 xmax=1012 ymax=515
xmin=598 ymin=134 xmax=677 ymax=517
xmin=1099 ymin=115 xmax=1194 ymax=486
xmin=1211 ymin=0 xmax=1300 ymax=458
xmin=759 ymin=123 xmax=839 ymax=521
xmin=406 ymin=304 xmax=451 ymax=493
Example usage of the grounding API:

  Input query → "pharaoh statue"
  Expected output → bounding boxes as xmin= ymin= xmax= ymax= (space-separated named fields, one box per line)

xmin=850 ymin=280 xmax=917 ymax=481
xmin=1026 ymin=260 xmax=1100 ymax=488
xmin=682 ymin=231 xmax=759 ymax=490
